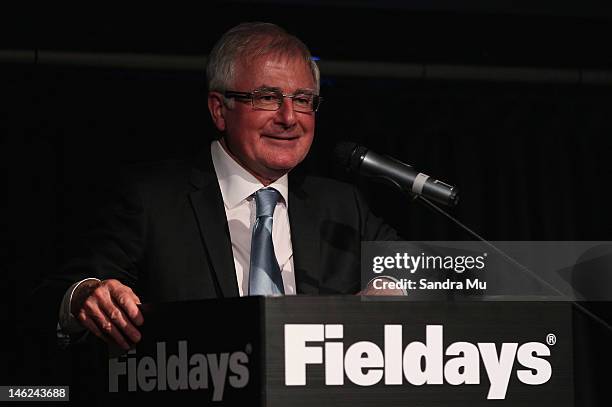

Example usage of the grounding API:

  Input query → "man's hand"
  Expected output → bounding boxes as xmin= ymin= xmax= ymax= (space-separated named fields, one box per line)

xmin=357 ymin=276 xmax=407 ymax=296
xmin=71 ymin=279 xmax=144 ymax=350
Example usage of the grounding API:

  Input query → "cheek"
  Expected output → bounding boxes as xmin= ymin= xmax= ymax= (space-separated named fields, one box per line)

xmin=300 ymin=131 xmax=315 ymax=152
xmin=286 ymin=132 xmax=314 ymax=164
xmin=301 ymin=119 xmax=315 ymax=147
xmin=226 ymin=117 xmax=263 ymax=149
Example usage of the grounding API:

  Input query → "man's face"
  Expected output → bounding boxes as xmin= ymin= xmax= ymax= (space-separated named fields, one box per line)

xmin=210 ymin=54 xmax=316 ymax=184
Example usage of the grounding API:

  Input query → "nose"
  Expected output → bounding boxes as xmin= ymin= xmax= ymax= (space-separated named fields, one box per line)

xmin=274 ymin=97 xmax=297 ymax=127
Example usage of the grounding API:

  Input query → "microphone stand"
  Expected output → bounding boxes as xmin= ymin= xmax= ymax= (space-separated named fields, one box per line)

xmin=412 ymin=193 xmax=612 ymax=333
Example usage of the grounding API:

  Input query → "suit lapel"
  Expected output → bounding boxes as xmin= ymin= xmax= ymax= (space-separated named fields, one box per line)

xmin=289 ymin=176 xmax=321 ymax=294
xmin=187 ymin=147 xmax=321 ymax=297
xmin=188 ymin=149 xmax=239 ymax=298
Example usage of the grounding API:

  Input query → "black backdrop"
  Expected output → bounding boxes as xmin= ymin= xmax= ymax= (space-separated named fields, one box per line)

xmin=2 ymin=1 xmax=612 ymax=400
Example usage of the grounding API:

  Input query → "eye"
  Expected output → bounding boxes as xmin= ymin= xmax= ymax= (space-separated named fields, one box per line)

xmin=293 ymin=95 xmax=313 ymax=106
xmin=255 ymin=92 xmax=279 ymax=103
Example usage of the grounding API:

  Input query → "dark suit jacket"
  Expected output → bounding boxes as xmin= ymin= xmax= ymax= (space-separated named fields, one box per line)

xmin=38 ymin=147 xmax=398 ymax=330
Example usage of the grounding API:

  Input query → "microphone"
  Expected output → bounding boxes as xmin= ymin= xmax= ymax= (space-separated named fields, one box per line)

xmin=334 ymin=142 xmax=459 ymax=207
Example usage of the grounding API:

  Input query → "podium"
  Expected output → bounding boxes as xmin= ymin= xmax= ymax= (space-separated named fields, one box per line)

xmin=100 ymin=295 xmax=602 ymax=406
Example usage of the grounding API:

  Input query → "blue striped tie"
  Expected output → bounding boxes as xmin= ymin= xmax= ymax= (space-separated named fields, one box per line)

xmin=248 ymin=188 xmax=284 ymax=295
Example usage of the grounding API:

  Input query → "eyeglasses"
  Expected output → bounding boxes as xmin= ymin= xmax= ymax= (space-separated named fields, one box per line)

xmin=224 ymin=88 xmax=323 ymax=113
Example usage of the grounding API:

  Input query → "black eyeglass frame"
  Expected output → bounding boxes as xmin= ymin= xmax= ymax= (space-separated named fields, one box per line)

xmin=223 ymin=89 xmax=323 ymax=112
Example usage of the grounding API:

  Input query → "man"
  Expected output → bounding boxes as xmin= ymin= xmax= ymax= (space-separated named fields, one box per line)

xmin=45 ymin=22 xmax=398 ymax=351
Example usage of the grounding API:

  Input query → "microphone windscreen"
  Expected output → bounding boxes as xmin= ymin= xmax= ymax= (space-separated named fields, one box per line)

xmin=334 ymin=141 xmax=370 ymax=173
xmin=333 ymin=141 xmax=358 ymax=169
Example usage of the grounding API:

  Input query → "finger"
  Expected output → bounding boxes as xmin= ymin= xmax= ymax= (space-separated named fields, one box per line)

xmin=108 ymin=286 xmax=143 ymax=341
xmin=106 ymin=299 xmax=142 ymax=344
xmin=84 ymin=299 xmax=132 ymax=350
xmin=103 ymin=280 xmax=144 ymax=327
xmin=115 ymin=290 xmax=144 ymax=327
xmin=95 ymin=284 xmax=142 ymax=345
xmin=77 ymin=310 xmax=108 ymax=342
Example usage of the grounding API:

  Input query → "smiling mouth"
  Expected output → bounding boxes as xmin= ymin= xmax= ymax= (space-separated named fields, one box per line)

xmin=263 ymin=134 xmax=299 ymax=140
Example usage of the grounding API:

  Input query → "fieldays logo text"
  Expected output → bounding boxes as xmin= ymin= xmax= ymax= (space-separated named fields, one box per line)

xmin=108 ymin=340 xmax=250 ymax=401
xmin=285 ymin=324 xmax=553 ymax=400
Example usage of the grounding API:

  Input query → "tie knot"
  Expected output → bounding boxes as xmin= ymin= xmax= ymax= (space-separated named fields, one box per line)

xmin=254 ymin=188 xmax=280 ymax=218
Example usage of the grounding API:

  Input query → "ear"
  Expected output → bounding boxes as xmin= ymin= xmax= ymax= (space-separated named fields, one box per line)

xmin=208 ymin=92 xmax=226 ymax=131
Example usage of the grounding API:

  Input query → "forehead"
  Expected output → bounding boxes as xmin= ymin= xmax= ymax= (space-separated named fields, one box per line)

xmin=233 ymin=54 xmax=315 ymax=92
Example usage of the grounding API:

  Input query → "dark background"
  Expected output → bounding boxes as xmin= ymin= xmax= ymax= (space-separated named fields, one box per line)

xmin=2 ymin=1 xmax=612 ymax=403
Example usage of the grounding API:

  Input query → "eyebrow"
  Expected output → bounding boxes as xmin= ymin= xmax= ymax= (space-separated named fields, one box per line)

xmin=255 ymin=85 xmax=316 ymax=94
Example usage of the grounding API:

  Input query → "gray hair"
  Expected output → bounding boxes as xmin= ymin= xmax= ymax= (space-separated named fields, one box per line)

xmin=206 ymin=22 xmax=320 ymax=96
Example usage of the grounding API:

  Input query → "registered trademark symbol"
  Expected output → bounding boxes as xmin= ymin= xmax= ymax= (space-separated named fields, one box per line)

xmin=245 ymin=343 xmax=252 ymax=354
xmin=484 ymin=253 xmax=488 ymax=257
xmin=546 ymin=334 xmax=556 ymax=346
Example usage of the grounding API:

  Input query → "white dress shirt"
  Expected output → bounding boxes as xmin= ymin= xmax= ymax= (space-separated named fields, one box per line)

xmin=210 ymin=140 xmax=296 ymax=296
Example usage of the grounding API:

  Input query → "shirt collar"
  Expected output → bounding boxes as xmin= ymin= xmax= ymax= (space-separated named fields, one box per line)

xmin=210 ymin=140 xmax=289 ymax=209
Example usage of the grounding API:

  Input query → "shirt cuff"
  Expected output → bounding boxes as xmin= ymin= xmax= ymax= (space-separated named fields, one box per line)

xmin=58 ymin=277 xmax=101 ymax=334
